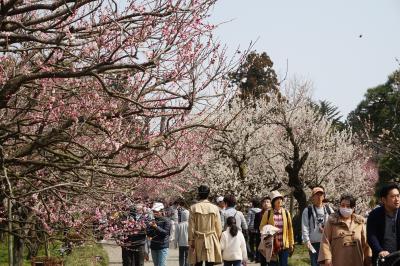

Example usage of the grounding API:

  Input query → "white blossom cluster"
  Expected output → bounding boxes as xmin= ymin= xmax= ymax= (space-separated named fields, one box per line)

xmin=196 ymin=82 xmax=377 ymax=212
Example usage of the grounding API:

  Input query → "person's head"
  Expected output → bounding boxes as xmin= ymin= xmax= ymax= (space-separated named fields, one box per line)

xmin=151 ymin=202 xmax=165 ymax=218
xmin=311 ymin=186 xmax=325 ymax=206
xmin=175 ymin=197 xmax=185 ymax=208
xmin=261 ymin=196 xmax=271 ymax=210
xmin=379 ymin=183 xmax=400 ymax=212
xmin=338 ymin=194 xmax=356 ymax=218
xmin=270 ymin=191 xmax=284 ymax=210
xmin=197 ymin=185 xmax=210 ymax=200
xmin=223 ymin=195 xmax=236 ymax=208
xmin=216 ymin=196 xmax=225 ymax=209
xmin=251 ymin=198 xmax=260 ymax=208
xmin=226 ymin=216 xmax=238 ymax=237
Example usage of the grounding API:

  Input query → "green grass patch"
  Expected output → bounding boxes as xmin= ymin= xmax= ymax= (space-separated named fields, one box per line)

xmin=0 ymin=238 xmax=108 ymax=266
xmin=288 ymin=244 xmax=310 ymax=266
xmin=64 ymin=243 xmax=108 ymax=266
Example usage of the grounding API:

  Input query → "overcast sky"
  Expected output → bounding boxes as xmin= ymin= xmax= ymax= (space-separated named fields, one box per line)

xmin=209 ymin=0 xmax=400 ymax=117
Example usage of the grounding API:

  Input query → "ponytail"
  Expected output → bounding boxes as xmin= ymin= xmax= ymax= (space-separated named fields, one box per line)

xmin=226 ymin=216 xmax=238 ymax=237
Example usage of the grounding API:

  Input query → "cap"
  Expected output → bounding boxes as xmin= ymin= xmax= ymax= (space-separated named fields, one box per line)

xmin=312 ymin=187 xmax=325 ymax=196
xmin=216 ymin=196 xmax=224 ymax=203
xmin=151 ymin=202 xmax=164 ymax=212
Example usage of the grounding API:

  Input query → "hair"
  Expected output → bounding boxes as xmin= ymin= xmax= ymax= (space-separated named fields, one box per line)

xmin=251 ymin=198 xmax=260 ymax=208
xmin=379 ymin=183 xmax=400 ymax=199
xmin=223 ymin=195 xmax=236 ymax=207
xmin=226 ymin=216 xmax=238 ymax=237
xmin=340 ymin=194 xmax=356 ymax=208
xmin=271 ymin=197 xmax=283 ymax=209
xmin=174 ymin=197 xmax=185 ymax=207
xmin=261 ymin=196 xmax=271 ymax=202
xmin=197 ymin=185 xmax=210 ymax=200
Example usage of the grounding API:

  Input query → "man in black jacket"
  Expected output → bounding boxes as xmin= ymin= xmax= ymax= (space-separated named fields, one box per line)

xmin=147 ymin=202 xmax=171 ymax=266
xmin=367 ymin=183 xmax=400 ymax=263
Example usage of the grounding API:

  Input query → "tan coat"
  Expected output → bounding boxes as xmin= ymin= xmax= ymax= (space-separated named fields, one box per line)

xmin=188 ymin=200 xmax=222 ymax=264
xmin=318 ymin=213 xmax=372 ymax=266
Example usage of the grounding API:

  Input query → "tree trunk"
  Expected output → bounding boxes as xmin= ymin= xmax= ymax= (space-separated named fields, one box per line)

xmin=13 ymin=234 xmax=24 ymax=266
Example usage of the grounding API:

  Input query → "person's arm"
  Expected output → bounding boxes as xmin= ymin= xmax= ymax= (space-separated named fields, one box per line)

xmin=241 ymin=212 xmax=248 ymax=231
xmin=361 ymin=223 xmax=372 ymax=266
xmin=153 ymin=219 xmax=170 ymax=237
xmin=175 ymin=224 xmax=179 ymax=247
xmin=188 ymin=209 xmax=194 ymax=248
xmin=287 ymin=211 xmax=295 ymax=248
xmin=215 ymin=209 xmax=222 ymax=239
xmin=220 ymin=232 xmax=226 ymax=252
xmin=366 ymin=211 xmax=384 ymax=255
xmin=318 ymin=219 xmax=333 ymax=265
xmin=301 ymin=207 xmax=313 ymax=250
xmin=240 ymin=232 xmax=248 ymax=261
xmin=259 ymin=211 xmax=268 ymax=232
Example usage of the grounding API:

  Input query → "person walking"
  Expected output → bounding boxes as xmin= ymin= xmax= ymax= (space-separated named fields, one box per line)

xmin=221 ymin=216 xmax=248 ymax=266
xmin=259 ymin=191 xmax=294 ymax=266
xmin=188 ymin=185 xmax=222 ymax=266
xmin=301 ymin=186 xmax=333 ymax=266
xmin=367 ymin=183 xmax=400 ymax=264
xmin=222 ymin=195 xmax=248 ymax=232
xmin=254 ymin=196 xmax=271 ymax=265
xmin=318 ymin=194 xmax=372 ymax=266
xmin=247 ymin=197 xmax=261 ymax=262
xmin=147 ymin=202 xmax=171 ymax=266
xmin=175 ymin=206 xmax=190 ymax=266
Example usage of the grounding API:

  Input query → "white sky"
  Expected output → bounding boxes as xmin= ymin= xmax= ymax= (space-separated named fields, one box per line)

xmin=209 ymin=0 xmax=400 ymax=117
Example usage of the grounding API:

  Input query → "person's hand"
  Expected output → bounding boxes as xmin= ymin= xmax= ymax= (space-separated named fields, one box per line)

xmin=379 ymin=251 xmax=390 ymax=258
xmin=305 ymin=241 xmax=313 ymax=250
xmin=324 ymin=259 xmax=333 ymax=266
xmin=289 ymin=245 xmax=295 ymax=256
xmin=149 ymin=221 xmax=157 ymax=228
xmin=144 ymin=253 xmax=149 ymax=261
xmin=242 ymin=260 xmax=247 ymax=266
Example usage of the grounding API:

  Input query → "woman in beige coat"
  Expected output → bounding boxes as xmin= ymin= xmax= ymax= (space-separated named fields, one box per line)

xmin=318 ymin=194 xmax=372 ymax=266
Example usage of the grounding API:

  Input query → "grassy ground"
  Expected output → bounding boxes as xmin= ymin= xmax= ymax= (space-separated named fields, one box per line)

xmin=0 ymin=239 xmax=108 ymax=266
xmin=288 ymin=244 xmax=310 ymax=266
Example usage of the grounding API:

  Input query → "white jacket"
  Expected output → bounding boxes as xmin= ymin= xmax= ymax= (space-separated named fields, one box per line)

xmin=220 ymin=228 xmax=248 ymax=261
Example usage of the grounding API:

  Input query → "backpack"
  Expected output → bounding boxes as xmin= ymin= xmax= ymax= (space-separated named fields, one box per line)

xmin=307 ymin=205 xmax=332 ymax=228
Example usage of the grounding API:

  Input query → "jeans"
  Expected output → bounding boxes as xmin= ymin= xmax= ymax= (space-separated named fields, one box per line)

xmin=223 ymin=260 xmax=242 ymax=266
xmin=122 ymin=245 xmax=145 ymax=266
xmin=151 ymin=248 xmax=168 ymax=266
xmin=195 ymin=262 xmax=215 ymax=266
xmin=269 ymin=249 xmax=289 ymax=266
xmin=308 ymin=242 xmax=320 ymax=266
xmin=179 ymin=246 xmax=189 ymax=266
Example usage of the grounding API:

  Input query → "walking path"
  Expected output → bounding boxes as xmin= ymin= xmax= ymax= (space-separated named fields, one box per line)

xmin=101 ymin=240 xmax=258 ymax=266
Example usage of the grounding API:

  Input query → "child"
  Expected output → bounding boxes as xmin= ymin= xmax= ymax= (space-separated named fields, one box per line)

xmin=220 ymin=216 xmax=248 ymax=266
xmin=175 ymin=208 xmax=190 ymax=266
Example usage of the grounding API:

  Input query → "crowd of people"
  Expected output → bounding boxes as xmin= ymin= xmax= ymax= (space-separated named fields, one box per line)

xmin=119 ymin=183 xmax=400 ymax=266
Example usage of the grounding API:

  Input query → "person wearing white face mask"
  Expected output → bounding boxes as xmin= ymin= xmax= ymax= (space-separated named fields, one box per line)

xmin=318 ymin=194 xmax=372 ymax=266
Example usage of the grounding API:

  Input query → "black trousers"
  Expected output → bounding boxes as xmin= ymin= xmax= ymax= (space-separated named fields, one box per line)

xmin=195 ymin=262 xmax=215 ymax=266
xmin=248 ymin=230 xmax=258 ymax=260
xmin=179 ymin=246 xmax=189 ymax=266
xmin=121 ymin=245 xmax=145 ymax=266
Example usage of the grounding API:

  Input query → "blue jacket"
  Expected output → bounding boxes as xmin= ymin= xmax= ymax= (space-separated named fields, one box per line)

xmin=147 ymin=216 xmax=171 ymax=250
xmin=366 ymin=206 xmax=400 ymax=262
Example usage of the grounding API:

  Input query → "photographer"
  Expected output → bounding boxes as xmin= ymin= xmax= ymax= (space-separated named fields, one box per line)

xmin=147 ymin=202 xmax=171 ymax=266
xmin=301 ymin=187 xmax=333 ymax=266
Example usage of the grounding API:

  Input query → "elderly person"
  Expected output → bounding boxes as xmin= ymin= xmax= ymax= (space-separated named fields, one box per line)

xmin=259 ymin=191 xmax=294 ymax=266
xmin=318 ymin=194 xmax=372 ymax=266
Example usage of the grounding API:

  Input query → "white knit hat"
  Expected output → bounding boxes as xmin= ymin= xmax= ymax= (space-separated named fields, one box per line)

xmin=270 ymin=191 xmax=284 ymax=202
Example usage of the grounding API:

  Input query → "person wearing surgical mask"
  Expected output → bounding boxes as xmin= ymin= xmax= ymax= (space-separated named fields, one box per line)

xmin=318 ymin=194 xmax=372 ymax=266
